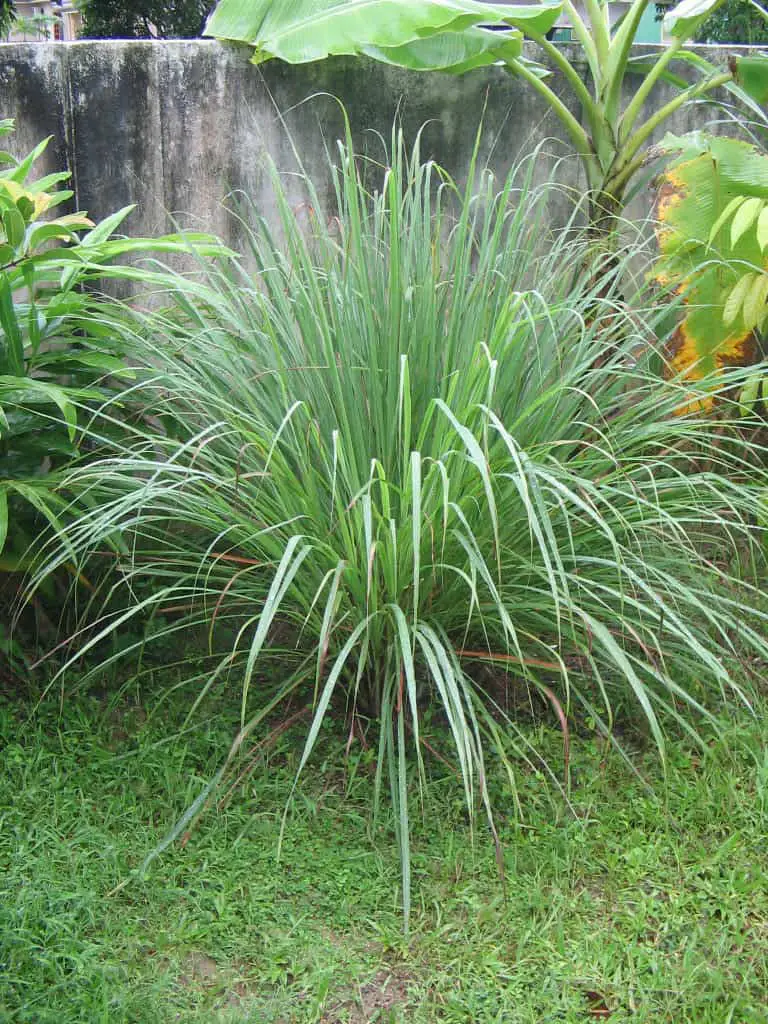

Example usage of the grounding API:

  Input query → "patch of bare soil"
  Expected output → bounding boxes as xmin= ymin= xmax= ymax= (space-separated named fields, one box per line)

xmin=176 ymin=952 xmax=220 ymax=987
xmin=175 ymin=951 xmax=255 ymax=1011
xmin=171 ymin=950 xmax=414 ymax=1021
xmin=320 ymin=966 xmax=414 ymax=1023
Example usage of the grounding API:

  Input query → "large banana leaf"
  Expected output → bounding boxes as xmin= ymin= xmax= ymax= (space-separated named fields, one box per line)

xmin=363 ymin=25 xmax=522 ymax=74
xmin=204 ymin=0 xmax=561 ymax=71
xmin=651 ymin=133 xmax=768 ymax=395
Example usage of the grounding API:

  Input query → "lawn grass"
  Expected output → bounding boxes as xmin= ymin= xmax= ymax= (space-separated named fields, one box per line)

xmin=1 ymin=677 xmax=767 ymax=1023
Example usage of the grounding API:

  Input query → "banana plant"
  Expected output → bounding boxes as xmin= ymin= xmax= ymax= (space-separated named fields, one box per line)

xmin=204 ymin=0 xmax=768 ymax=240
xmin=650 ymin=131 xmax=768 ymax=407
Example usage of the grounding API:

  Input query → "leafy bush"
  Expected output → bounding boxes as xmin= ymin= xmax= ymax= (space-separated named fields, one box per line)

xmin=696 ymin=0 xmax=768 ymax=43
xmin=78 ymin=0 xmax=214 ymax=39
xmin=0 ymin=118 xmax=226 ymax=675
xmin=34 ymin=134 xmax=768 ymax=920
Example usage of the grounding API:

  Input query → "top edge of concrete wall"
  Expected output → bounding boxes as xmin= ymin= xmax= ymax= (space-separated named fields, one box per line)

xmin=1 ymin=37 xmax=765 ymax=58
xmin=0 ymin=38 xmax=764 ymax=255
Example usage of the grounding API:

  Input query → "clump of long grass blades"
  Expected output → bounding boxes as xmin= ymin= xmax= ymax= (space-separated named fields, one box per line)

xmin=32 ymin=130 xmax=768 ymax=925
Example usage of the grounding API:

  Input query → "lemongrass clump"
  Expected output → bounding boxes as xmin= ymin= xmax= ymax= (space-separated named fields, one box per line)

xmin=33 ymin=130 xmax=768 ymax=922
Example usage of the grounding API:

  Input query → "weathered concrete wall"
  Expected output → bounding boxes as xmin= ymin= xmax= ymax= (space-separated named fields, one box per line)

xmin=0 ymin=40 xmax=745 ymax=246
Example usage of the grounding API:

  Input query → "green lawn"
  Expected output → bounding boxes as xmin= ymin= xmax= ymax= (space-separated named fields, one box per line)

xmin=1 ymin=681 xmax=767 ymax=1023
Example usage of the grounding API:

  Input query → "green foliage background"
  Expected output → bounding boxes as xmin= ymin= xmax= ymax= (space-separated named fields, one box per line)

xmin=696 ymin=0 xmax=768 ymax=42
xmin=78 ymin=0 xmax=213 ymax=39
xmin=0 ymin=0 xmax=15 ymax=35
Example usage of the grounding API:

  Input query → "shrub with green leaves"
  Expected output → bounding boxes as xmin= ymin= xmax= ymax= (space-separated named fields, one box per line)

xmin=0 ymin=117 xmax=226 ymax=575
xmin=34 ymin=133 xmax=768 ymax=922
xmin=650 ymin=131 xmax=768 ymax=413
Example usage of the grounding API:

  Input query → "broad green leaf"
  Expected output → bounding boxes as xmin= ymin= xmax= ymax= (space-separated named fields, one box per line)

xmin=3 ymin=207 xmax=26 ymax=249
xmin=16 ymin=196 xmax=35 ymax=221
xmin=730 ymin=54 xmax=768 ymax=107
xmin=758 ymin=207 xmax=768 ymax=252
xmin=43 ymin=189 xmax=75 ymax=212
xmin=0 ymin=276 xmax=24 ymax=375
xmin=205 ymin=0 xmax=560 ymax=66
xmin=51 ymin=213 xmax=95 ymax=230
xmin=92 ymin=234 xmax=233 ymax=258
xmin=483 ymin=2 xmax=562 ymax=34
xmin=0 ymin=489 xmax=7 ymax=554
xmin=708 ymin=196 xmax=747 ymax=245
xmin=60 ymin=352 xmax=136 ymax=377
xmin=80 ymin=205 xmax=135 ymax=246
xmin=7 ymin=136 xmax=51 ymax=184
xmin=1 ymin=178 xmax=53 ymax=218
xmin=364 ymin=25 xmax=522 ymax=73
xmin=663 ymin=0 xmax=727 ymax=38
xmin=5 ymin=480 xmax=67 ymax=541
xmin=739 ymin=372 xmax=761 ymax=413
xmin=29 ymin=171 xmax=71 ymax=192
xmin=27 ymin=222 xmax=83 ymax=250
xmin=652 ymin=133 xmax=767 ymax=394
xmin=731 ymin=197 xmax=764 ymax=247
xmin=723 ymin=273 xmax=754 ymax=327
xmin=741 ymin=272 xmax=768 ymax=331
xmin=658 ymin=134 xmax=768 ymax=242
xmin=0 ymin=376 xmax=78 ymax=440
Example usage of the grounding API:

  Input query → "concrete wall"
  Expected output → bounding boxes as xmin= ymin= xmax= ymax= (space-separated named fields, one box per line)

xmin=0 ymin=40 xmax=743 ymax=247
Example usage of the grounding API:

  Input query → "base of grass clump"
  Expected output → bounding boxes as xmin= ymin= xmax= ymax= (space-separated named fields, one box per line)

xmin=29 ymin=127 xmax=768 ymax=922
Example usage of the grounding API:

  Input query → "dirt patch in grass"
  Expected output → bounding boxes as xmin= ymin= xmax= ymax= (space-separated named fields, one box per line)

xmin=173 ymin=952 xmax=414 ymax=1022
xmin=321 ymin=966 xmax=414 ymax=1023
xmin=176 ymin=951 xmax=221 ymax=988
xmin=174 ymin=951 xmax=257 ymax=1010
